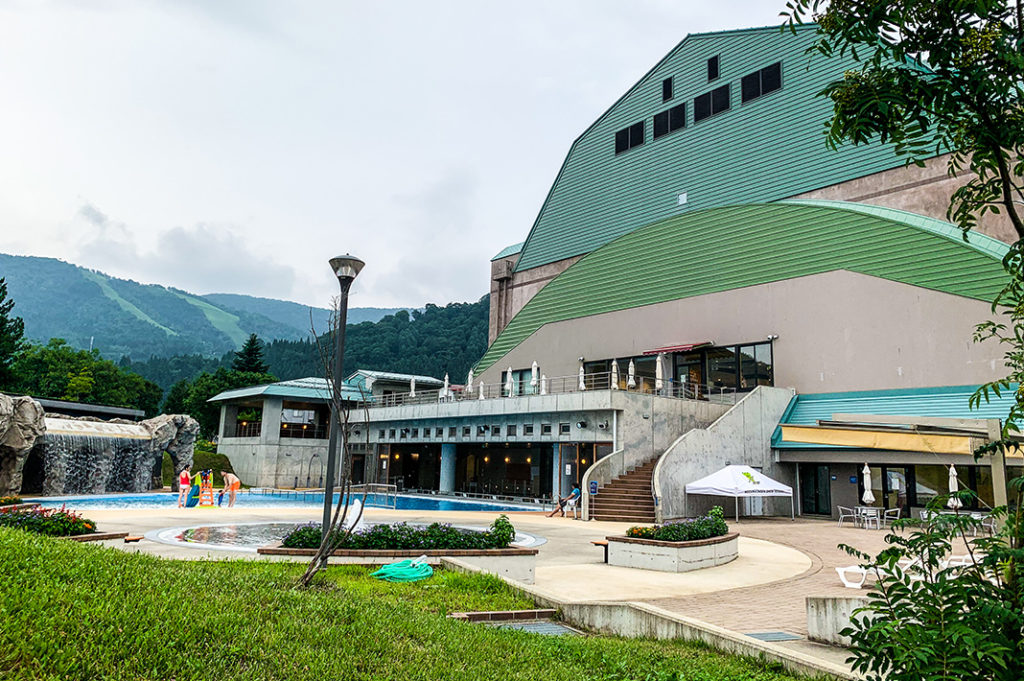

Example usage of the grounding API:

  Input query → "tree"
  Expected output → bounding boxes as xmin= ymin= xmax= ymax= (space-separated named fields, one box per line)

xmin=232 ymin=333 xmax=269 ymax=374
xmin=0 ymin=277 xmax=26 ymax=390
xmin=162 ymin=379 xmax=191 ymax=415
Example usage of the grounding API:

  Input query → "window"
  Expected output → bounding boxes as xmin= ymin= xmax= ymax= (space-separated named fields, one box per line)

xmin=662 ymin=77 xmax=673 ymax=101
xmin=693 ymin=85 xmax=730 ymax=122
xmin=491 ymin=425 xmax=500 ymax=437
xmin=504 ymin=368 xmax=536 ymax=396
xmin=559 ymin=423 xmax=571 ymax=435
xmin=653 ymin=103 xmax=686 ymax=139
xmin=541 ymin=423 xmax=552 ymax=435
xmin=378 ymin=429 xmax=385 ymax=440
xmin=707 ymin=55 xmax=720 ymax=81
xmin=614 ymin=121 xmax=645 ymax=154
xmin=741 ymin=62 xmax=782 ymax=103
xmin=435 ymin=427 xmax=444 ymax=438
xmin=388 ymin=429 xmax=396 ymax=439
xmin=507 ymin=425 xmax=516 ymax=437
xmin=411 ymin=428 xmax=418 ymax=438
xmin=463 ymin=426 xmax=471 ymax=437
xmin=448 ymin=426 xmax=457 ymax=438
xmin=523 ymin=424 xmax=535 ymax=436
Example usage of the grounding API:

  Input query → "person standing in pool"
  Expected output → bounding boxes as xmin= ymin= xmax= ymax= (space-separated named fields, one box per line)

xmin=176 ymin=468 xmax=192 ymax=507
xmin=220 ymin=471 xmax=241 ymax=507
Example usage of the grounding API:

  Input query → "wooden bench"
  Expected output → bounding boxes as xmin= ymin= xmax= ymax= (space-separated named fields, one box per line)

xmin=591 ymin=539 xmax=609 ymax=563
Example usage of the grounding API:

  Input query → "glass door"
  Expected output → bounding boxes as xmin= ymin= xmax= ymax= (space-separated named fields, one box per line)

xmin=799 ymin=463 xmax=831 ymax=515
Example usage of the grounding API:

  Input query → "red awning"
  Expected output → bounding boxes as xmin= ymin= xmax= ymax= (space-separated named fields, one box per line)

xmin=642 ymin=341 xmax=713 ymax=356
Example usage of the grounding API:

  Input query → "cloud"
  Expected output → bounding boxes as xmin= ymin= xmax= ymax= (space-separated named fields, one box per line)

xmin=74 ymin=203 xmax=297 ymax=298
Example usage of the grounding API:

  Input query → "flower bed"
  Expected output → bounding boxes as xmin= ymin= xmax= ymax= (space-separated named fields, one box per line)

xmin=282 ymin=515 xmax=516 ymax=551
xmin=0 ymin=495 xmax=23 ymax=507
xmin=0 ymin=505 xmax=97 ymax=537
xmin=625 ymin=506 xmax=729 ymax=542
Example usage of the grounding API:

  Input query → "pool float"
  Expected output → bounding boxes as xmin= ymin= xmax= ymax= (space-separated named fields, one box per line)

xmin=185 ymin=483 xmax=200 ymax=508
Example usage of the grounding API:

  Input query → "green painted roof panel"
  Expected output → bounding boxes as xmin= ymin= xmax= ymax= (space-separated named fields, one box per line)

xmin=491 ymin=241 xmax=525 ymax=261
xmin=515 ymin=25 xmax=938 ymax=272
xmin=476 ymin=201 xmax=1007 ymax=373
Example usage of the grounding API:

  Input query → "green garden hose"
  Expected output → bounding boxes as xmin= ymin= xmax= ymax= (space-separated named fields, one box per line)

xmin=370 ymin=557 xmax=434 ymax=582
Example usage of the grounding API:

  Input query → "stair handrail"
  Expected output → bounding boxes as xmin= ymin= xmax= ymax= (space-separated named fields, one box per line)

xmin=580 ymin=447 xmax=624 ymax=521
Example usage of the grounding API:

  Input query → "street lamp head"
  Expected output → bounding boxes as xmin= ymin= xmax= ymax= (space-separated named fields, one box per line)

xmin=329 ymin=254 xmax=365 ymax=282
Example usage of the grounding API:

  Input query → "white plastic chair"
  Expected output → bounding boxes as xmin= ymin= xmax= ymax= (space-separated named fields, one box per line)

xmin=565 ymin=495 xmax=579 ymax=519
xmin=861 ymin=507 xmax=882 ymax=530
xmin=882 ymin=507 xmax=901 ymax=528
xmin=837 ymin=506 xmax=857 ymax=528
xmin=836 ymin=566 xmax=868 ymax=588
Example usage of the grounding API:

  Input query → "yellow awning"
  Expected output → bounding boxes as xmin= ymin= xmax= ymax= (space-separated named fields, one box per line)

xmin=779 ymin=424 xmax=983 ymax=455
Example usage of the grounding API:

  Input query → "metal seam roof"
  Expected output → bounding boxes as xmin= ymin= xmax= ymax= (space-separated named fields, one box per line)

xmin=475 ymin=201 xmax=1008 ymax=374
xmin=491 ymin=241 xmax=525 ymax=261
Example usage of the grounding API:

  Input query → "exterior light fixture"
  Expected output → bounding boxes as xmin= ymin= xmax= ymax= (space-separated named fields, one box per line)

xmin=576 ymin=420 xmax=587 ymax=429
xmin=504 ymin=456 xmax=510 ymax=463
xmin=322 ymin=254 xmax=365 ymax=550
xmin=484 ymin=456 xmax=490 ymax=463
xmin=581 ymin=459 xmax=587 ymax=465
xmin=282 ymin=423 xmax=287 ymax=429
xmin=241 ymin=421 xmax=247 ymax=427
xmin=526 ymin=457 xmax=532 ymax=463
xmin=393 ymin=453 xmax=400 ymax=460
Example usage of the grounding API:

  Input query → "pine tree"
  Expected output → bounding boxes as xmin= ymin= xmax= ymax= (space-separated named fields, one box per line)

xmin=0 ymin=277 xmax=26 ymax=390
xmin=232 ymin=333 xmax=269 ymax=374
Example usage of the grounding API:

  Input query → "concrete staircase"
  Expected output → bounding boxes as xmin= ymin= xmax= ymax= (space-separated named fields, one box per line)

xmin=589 ymin=459 xmax=657 ymax=523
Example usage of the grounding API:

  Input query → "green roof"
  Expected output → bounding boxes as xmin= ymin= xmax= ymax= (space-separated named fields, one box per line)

xmin=476 ymin=201 xmax=1008 ymax=373
xmin=208 ymin=377 xmax=365 ymax=404
xmin=772 ymin=385 xmax=1015 ymax=449
xmin=491 ymin=242 xmax=525 ymax=261
xmin=515 ymin=24 xmax=934 ymax=272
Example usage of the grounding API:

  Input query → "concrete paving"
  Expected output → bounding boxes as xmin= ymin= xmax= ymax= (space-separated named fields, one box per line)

xmin=78 ymin=505 xmax=928 ymax=674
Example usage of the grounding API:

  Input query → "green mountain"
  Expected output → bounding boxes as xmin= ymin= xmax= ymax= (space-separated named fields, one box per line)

xmin=0 ymin=253 xmax=400 ymax=360
xmin=200 ymin=293 xmax=400 ymax=334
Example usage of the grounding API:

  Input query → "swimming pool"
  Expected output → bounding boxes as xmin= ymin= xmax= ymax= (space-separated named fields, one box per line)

xmin=32 ymin=491 xmax=543 ymax=513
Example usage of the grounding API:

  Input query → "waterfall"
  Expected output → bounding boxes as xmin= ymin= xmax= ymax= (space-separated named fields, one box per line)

xmin=39 ymin=418 xmax=161 ymax=495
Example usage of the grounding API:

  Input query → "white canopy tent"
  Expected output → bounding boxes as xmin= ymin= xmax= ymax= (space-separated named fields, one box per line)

xmin=683 ymin=465 xmax=795 ymax=522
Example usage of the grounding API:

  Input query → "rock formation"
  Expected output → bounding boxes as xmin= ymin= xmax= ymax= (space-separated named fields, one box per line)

xmin=143 ymin=413 xmax=199 ymax=491
xmin=0 ymin=394 xmax=46 ymax=496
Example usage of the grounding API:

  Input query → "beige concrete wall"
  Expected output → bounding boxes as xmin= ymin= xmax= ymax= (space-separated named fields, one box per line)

xmin=489 ymin=255 xmax=581 ymax=343
xmin=794 ymin=153 xmax=1017 ymax=245
xmin=477 ymin=269 xmax=1004 ymax=394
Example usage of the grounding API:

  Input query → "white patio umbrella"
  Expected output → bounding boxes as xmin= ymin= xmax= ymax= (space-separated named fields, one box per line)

xmin=947 ymin=465 xmax=963 ymax=509
xmin=478 ymin=383 xmax=485 ymax=400
xmin=655 ymin=353 xmax=664 ymax=392
xmin=466 ymin=369 xmax=474 ymax=393
xmin=610 ymin=359 xmax=620 ymax=390
xmin=861 ymin=464 xmax=876 ymax=504
xmin=530 ymin=360 xmax=539 ymax=389
xmin=505 ymin=367 xmax=514 ymax=397
xmin=627 ymin=359 xmax=636 ymax=389
xmin=409 ymin=377 xmax=416 ymax=398
xmin=441 ymin=373 xmax=449 ymax=399
xmin=540 ymin=374 xmax=548 ymax=395
xmin=578 ymin=366 xmax=586 ymax=391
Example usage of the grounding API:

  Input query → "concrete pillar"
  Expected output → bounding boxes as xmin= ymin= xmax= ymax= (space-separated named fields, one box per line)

xmin=439 ymin=443 xmax=456 ymax=493
xmin=261 ymin=397 xmax=283 ymax=446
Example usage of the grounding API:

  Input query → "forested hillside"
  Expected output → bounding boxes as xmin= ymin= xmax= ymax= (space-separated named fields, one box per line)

xmin=200 ymin=293 xmax=401 ymax=333
xmin=127 ymin=297 xmax=490 ymax=391
xmin=0 ymin=254 xmax=401 ymax=359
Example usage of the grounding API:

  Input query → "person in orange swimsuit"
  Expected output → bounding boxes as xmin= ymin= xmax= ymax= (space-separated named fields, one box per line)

xmin=220 ymin=471 xmax=241 ymax=507
xmin=176 ymin=468 xmax=192 ymax=507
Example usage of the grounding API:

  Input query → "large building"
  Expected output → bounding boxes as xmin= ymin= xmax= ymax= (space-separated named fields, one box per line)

xmin=214 ymin=24 xmax=1020 ymax=522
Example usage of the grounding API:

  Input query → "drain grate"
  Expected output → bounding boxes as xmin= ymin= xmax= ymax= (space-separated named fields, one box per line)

xmin=746 ymin=631 xmax=803 ymax=642
xmin=489 ymin=620 xmax=581 ymax=636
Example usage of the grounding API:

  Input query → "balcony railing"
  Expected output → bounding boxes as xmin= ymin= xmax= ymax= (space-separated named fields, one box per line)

xmin=280 ymin=423 xmax=329 ymax=439
xmin=233 ymin=421 xmax=262 ymax=438
xmin=360 ymin=371 xmax=737 ymax=409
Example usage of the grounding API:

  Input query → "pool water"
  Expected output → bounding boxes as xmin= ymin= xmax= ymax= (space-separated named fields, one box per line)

xmin=32 ymin=491 xmax=541 ymax=513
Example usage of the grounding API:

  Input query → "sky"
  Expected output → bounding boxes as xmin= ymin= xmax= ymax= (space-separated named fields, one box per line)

xmin=0 ymin=0 xmax=784 ymax=310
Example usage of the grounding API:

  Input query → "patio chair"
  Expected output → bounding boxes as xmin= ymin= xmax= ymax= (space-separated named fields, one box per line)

xmin=836 ymin=565 xmax=868 ymax=589
xmin=861 ymin=507 xmax=882 ymax=530
xmin=882 ymin=507 xmax=901 ymax=528
xmin=565 ymin=495 xmax=579 ymax=519
xmin=837 ymin=506 xmax=858 ymax=528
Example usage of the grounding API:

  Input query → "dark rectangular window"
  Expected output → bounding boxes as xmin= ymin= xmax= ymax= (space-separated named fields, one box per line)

xmin=463 ymin=426 xmax=471 ymax=436
xmin=411 ymin=428 xmax=418 ymax=438
xmin=662 ymin=77 xmax=673 ymax=101
xmin=389 ymin=429 xmax=396 ymax=439
xmin=559 ymin=423 xmax=571 ymax=435
xmin=378 ymin=429 xmax=385 ymax=440
xmin=669 ymin=103 xmax=686 ymax=131
xmin=653 ymin=111 xmax=669 ymax=138
xmin=694 ymin=85 xmax=729 ymax=122
xmin=741 ymin=61 xmax=782 ymax=103
xmin=491 ymin=425 xmax=500 ymax=437
xmin=707 ymin=55 xmax=720 ymax=81
xmin=523 ymin=424 xmax=534 ymax=436
xmin=507 ymin=425 xmax=516 ymax=437
xmin=435 ymin=427 xmax=443 ymax=438
xmin=448 ymin=426 xmax=456 ymax=437
xmin=541 ymin=424 xmax=552 ymax=435
xmin=614 ymin=120 xmax=645 ymax=154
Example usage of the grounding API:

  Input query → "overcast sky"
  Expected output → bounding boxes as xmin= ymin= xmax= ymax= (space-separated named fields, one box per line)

xmin=0 ymin=1 xmax=784 ymax=309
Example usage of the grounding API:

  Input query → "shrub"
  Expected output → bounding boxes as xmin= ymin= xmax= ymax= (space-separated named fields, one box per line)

xmin=0 ymin=495 xmax=23 ymax=506
xmin=283 ymin=515 xmax=517 ymax=551
xmin=0 ymin=505 xmax=96 ymax=536
xmin=626 ymin=506 xmax=729 ymax=543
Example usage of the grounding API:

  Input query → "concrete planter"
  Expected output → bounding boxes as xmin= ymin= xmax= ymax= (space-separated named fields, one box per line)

xmin=607 ymin=532 xmax=738 ymax=573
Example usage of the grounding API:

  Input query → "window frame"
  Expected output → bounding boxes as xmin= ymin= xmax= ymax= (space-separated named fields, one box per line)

xmin=741 ymin=61 xmax=783 ymax=105
xmin=662 ymin=77 xmax=673 ymax=101
xmin=707 ymin=55 xmax=720 ymax=82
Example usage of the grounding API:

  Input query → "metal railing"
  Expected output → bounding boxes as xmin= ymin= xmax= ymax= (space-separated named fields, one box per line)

xmin=361 ymin=371 xmax=738 ymax=408
xmin=280 ymin=423 xmax=329 ymax=439
xmin=233 ymin=422 xmax=262 ymax=438
xmin=350 ymin=483 xmax=397 ymax=509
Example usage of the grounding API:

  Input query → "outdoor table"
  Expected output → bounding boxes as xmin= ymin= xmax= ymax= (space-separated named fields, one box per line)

xmin=855 ymin=506 xmax=882 ymax=529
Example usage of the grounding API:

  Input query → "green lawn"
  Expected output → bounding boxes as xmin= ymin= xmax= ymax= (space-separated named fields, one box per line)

xmin=0 ymin=528 xmax=802 ymax=681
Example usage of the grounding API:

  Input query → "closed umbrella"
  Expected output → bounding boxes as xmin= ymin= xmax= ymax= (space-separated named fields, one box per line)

xmin=655 ymin=354 xmax=664 ymax=392
xmin=466 ymin=369 xmax=474 ymax=393
xmin=443 ymin=373 xmax=449 ymax=396
xmin=627 ymin=359 xmax=636 ymax=389
xmin=578 ymin=366 xmax=586 ymax=391
xmin=530 ymin=361 xmax=539 ymax=390
xmin=478 ymin=383 xmax=485 ymax=400
xmin=505 ymin=367 xmax=514 ymax=397
xmin=861 ymin=464 xmax=875 ymax=504
xmin=610 ymin=359 xmax=620 ymax=390
xmin=409 ymin=377 xmax=416 ymax=398
xmin=540 ymin=374 xmax=548 ymax=395
xmin=947 ymin=465 xmax=963 ymax=509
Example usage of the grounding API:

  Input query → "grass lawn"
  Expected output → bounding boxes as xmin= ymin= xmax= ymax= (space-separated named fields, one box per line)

xmin=0 ymin=527 xmax=803 ymax=681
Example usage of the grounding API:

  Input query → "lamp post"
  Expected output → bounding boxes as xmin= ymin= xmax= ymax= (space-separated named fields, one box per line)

xmin=322 ymin=254 xmax=365 ymax=548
